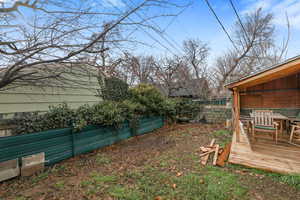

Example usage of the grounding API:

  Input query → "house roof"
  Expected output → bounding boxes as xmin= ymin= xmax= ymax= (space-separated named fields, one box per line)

xmin=225 ymin=55 xmax=300 ymax=89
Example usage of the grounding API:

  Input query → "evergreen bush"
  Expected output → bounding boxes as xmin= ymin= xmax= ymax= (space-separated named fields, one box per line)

xmin=13 ymin=84 xmax=202 ymax=134
xmin=101 ymin=77 xmax=129 ymax=101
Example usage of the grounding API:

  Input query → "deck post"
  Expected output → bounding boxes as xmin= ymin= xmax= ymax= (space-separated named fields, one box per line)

xmin=233 ymin=87 xmax=240 ymax=142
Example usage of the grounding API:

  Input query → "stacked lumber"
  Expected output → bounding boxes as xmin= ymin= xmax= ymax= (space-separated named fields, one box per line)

xmin=199 ymin=139 xmax=231 ymax=167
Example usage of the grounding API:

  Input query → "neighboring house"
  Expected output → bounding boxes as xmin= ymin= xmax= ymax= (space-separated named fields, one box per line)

xmin=0 ymin=64 xmax=101 ymax=121
xmin=155 ymin=78 xmax=209 ymax=99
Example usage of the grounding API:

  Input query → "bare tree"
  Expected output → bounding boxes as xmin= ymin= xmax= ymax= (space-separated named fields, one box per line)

xmin=214 ymin=8 xmax=290 ymax=93
xmin=183 ymin=39 xmax=209 ymax=80
xmin=121 ymin=54 xmax=157 ymax=84
xmin=0 ymin=0 xmax=184 ymax=89
xmin=153 ymin=56 xmax=183 ymax=96
xmin=182 ymin=38 xmax=210 ymax=98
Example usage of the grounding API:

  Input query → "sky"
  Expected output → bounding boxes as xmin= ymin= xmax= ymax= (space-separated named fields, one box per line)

xmin=1 ymin=0 xmax=300 ymax=67
xmin=128 ymin=0 xmax=300 ymax=65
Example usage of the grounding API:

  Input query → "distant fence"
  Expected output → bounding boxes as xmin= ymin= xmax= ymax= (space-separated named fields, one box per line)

xmin=0 ymin=116 xmax=164 ymax=166
xmin=196 ymin=97 xmax=231 ymax=106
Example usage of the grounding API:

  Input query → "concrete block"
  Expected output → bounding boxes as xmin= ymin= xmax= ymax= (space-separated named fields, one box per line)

xmin=21 ymin=152 xmax=45 ymax=177
xmin=0 ymin=159 xmax=20 ymax=182
xmin=0 ymin=128 xmax=12 ymax=137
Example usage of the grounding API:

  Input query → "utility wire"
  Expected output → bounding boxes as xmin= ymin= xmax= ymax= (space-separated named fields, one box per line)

xmin=228 ymin=0 xmax=263 ymax=65
xmin=228 ymin=0 xmax=250 ymax=43
xmin=203 ymin=0 xmax=238 ymax=51
xmin=105 ymin=0 xmax=179 ymax=56
xmin=124 ymin=0 xmax=184 ymax=54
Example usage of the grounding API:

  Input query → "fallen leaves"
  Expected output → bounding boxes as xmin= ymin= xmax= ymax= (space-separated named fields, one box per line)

xmin=154 ymin=196 xmax=163 ymax=200
xmin=199 ymin=179 xmax=205 ymax=184
xmin=176 ymin=172 xmax=183 ymax=177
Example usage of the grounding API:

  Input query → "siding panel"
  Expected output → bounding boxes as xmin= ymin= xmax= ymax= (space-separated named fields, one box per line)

xmin=0 ymin=67 xmax=101 ymax=117
xmin=240 ymin=73 xmax=300 ymax=109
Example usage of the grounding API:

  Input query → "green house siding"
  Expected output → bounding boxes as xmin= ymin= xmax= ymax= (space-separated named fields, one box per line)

xmin=0 ymin=68 xmax=101 ymax=119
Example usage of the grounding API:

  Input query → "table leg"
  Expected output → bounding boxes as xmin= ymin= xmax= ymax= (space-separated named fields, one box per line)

xmin=286 ymin=120 xmax=290 ymax=134
xmin=280 ymin=120 xmax=283 ymax=135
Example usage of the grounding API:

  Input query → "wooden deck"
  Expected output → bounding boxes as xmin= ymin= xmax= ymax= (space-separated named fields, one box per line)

xmin=229 ymin=122 xmax=300 ymax=174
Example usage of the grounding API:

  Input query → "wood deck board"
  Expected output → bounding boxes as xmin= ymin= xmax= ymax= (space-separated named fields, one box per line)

xmin=250 ymin=134 xmax=300 ymax=147
xmin=252 ymin=139 xmax=300 ymax=149
xmin=229 ymin=130 xmax=300 ymax=174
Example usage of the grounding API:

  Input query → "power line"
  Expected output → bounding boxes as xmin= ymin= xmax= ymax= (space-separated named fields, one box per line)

xmin=105 ymin=0 xmax=179 ymax=56
xmin=124 ymin=0 xmax=184 ymax=54
xmin=228 ymin=0 xmax=250 ymax=43
xmin=228 ymin=0 xmax=263 ymax=65
xmin=203 ymin=0 xmax=238 ymax=51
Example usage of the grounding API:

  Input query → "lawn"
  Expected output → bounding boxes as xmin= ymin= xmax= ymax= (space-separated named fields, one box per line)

xmin=1 ymin=123 xmax=300 ymax=200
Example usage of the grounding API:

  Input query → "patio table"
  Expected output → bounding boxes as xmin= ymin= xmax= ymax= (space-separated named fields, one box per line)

xmin=273 ymin=113 xmax=289 ymax=134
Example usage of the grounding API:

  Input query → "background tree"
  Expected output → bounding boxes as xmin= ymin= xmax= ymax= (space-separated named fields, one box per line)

xmin=183 ymin=39 xmax=209 ymax=80
xmin=213 ymin=8 xmax=289 ymax=94
xmin=153 ymin=56 xmax=183 ymax=97
xmin=0 ymin=0 xmax=185 ymax=90
xmin=182 ymin=38 xmax=210 ymax=98
xmin=122 ymin=54 xmax=157 ymax=84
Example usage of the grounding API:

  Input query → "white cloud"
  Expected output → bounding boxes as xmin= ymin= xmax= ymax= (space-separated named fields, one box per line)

xmin=101 ymin=0 xmax=125 ymax=8
xmin=0 ymin=0 xmax=16 ymax=3
xmin=242 ymin=0 xmax=273 ymax=11
xmin=242 ymin=0 xmax=300 ymax=30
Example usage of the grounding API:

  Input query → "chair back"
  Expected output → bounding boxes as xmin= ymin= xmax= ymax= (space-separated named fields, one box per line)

xmin=252 ymin=110 xmax=274 ymax=127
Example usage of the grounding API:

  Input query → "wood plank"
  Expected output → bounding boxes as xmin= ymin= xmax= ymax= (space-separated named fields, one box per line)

xmin=200 ymin=149 xmax=215 ymax=157
xmin=213 ymin=144 xmax=219 ymax=166
xmin=233 ymin=88 xmax=240 ymax=142
xmin=251 ymin=136 xmax=300 ymax=150
xmin=229 ymin=152 xmax=300 ymax=174
xmin=216 ymin=143 xmax=231 ymax=167
xmin=201 ymin=139 xmax=215 ymax=165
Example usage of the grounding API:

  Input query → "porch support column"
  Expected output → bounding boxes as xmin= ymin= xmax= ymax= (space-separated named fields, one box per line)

xmin=233 ymin=87 xmax=240 ymax=142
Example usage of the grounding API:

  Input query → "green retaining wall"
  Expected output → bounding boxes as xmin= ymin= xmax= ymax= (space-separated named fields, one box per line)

xmin=0 ymin=116 xmax=164 ymax=166
xmin=202 ymin=107 xmax=232 ymax=123
xmin=198 ymin=98 xmax=231 ymax=106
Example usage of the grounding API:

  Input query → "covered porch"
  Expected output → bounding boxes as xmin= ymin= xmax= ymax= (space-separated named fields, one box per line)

xmin=226 ymin=56 xmax=300 ymax=174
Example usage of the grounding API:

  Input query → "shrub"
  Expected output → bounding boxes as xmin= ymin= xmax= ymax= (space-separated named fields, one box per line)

xmin=14 ymin=103 xmax=76 ymax=134
xmin=14 ymin=102 xmax=127 ymax=134
xmin=45 ymin=103 xmax=77 ymax=129
xmin=100 ymin=77 xmax=129 ymax=101
xmin=119 ymin=100 xmax=146 ymax=119
xmin=128 ymin=84 xmax=167 ymax=116
xmin=14 ymin=112 xmax=45 ymax=134
xmin=76 ymin=104 xmax=94 ymax=125
xmin=72 ymin=101 xmax=127 ymax=131
xmin=163 ymin=98 xmax=177 ymax=122
xmin=119 ymin=100 xmax=147 ymax=136
xmin=90 ymin=101 xmax=125 ymax=128
xmin=13 ymin=84 xmax=203 ymax=135
xmin=174 ymin=99 xmax=202 ymax=122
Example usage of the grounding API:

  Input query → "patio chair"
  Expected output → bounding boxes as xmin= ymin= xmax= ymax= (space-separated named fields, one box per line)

xmin=251 ymin=110 xmax=279 ymax=144
xmin=289 ymin=123 xmax=300 ymax=145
